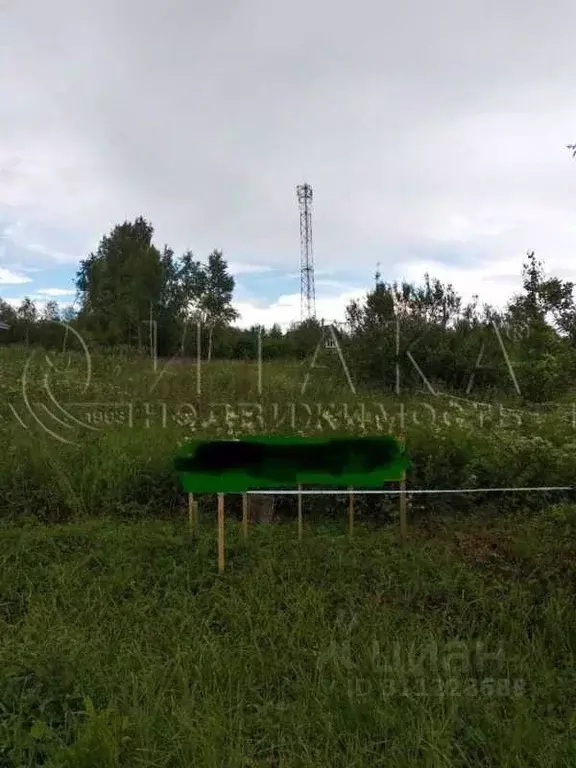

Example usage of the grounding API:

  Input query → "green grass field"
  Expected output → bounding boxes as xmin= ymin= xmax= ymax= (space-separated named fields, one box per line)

xmin=1 ymin=509 xmax=575 ymax=766
xmin=1 ymin=346 xmax=576 ymax=765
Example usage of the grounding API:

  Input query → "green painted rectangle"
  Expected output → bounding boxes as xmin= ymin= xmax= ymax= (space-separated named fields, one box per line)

xmin=174 ymin=435 xmax=409 ymax=494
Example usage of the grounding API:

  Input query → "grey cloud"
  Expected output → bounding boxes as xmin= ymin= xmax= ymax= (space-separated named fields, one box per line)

xmin=2 ymin=0 xmax=576 ymax=296
xmin=0 ymin=234 xmax=76 ymax=272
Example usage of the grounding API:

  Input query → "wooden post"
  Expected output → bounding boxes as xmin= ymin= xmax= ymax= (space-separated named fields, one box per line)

xmin=399 ymin=433 xmax=407 ymax=538
xmin=242 ymin=493 xmax=248 ymax=538
xmin=196 ymin=321 xmax=202 ymax=396
xmin=399 ymin=474 xmax=407 ymax=538
xmin=297 ymin=485 xmax=303 ymax=540
xmin=188 ymin=493 xmax=197 ymax=536
xmin=395 ymin=310 xmax=407 ymax=538
xmin=348 ymin=487 xmax=354 ymax=538
xmin=217 ymin=493 xmax=225 ymax=571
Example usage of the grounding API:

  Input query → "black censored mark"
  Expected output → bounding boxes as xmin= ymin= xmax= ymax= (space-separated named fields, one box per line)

xmin=174 ymin=437 xmax=403 ymax=480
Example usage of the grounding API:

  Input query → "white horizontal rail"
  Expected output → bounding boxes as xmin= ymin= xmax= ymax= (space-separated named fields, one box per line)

xmin=246 ymin=486 xmax=575 ymax=496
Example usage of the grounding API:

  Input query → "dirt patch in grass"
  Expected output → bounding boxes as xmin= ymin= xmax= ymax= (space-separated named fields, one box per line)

xmin=414 ymin=506 xmax=576 ymax=588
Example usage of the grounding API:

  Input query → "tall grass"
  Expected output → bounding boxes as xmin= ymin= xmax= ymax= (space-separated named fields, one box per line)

xmin=2 ymin=346 xmax=576 ymax=765
xmin=1 ymin=509 xmax=575 ymax=766
xmin=1 ymin=346 xmax=575 ymax=522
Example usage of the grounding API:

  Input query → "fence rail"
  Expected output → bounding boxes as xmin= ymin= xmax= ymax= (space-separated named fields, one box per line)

xmin=247 ymin=486 xmax=576 ymax=495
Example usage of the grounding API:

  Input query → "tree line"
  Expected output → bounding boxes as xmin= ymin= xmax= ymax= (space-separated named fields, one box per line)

xmin=1 ymin=217 xmax=576 ymax=402
xmin=344 ymin=253 xmax=576 ymax=402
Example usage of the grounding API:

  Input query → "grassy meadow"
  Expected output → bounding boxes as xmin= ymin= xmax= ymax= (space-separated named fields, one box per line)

xmin=1 ymin=344 xmax=576 ymax=766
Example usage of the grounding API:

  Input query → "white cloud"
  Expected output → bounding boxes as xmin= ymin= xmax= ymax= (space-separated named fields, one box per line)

xmin=0 ymin=268 xmax=32 ymax=285
xmin=314 ymin=279 xmax=356 ymax=291
xmin=3 ymin=297 xmax=73 ymax=313
xmin=3 ymin=221 xmax=23 ymax=238
xmin=233 ymin=288 xmax=367 ymax=329
xmin=284 ymin=269 xmax=342 ymax=279
xmin=400 ymin=261 xmax=521 ymax=309
xmin=34 ymin=288 xmax=76 ymax=297
xmin=227 ymin=262 xmax=274 ymax=276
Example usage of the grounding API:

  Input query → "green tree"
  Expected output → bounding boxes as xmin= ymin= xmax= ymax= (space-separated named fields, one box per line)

xmin=17 ymin=297 xmax=37 ymax=323
xmin=178 ymin=251 xmax=208 ymax=355
xmin=41 ymin=300 xmax=60 ymax=322
xmin=345 ymin=269 xmax=471 ymax=392
xmin=0 ymin=298 xmax=17 ymax=325
xmin=16 ymin=297 xmax=37 ymax=344
xmin=76 ymin=217 xmax=164 ymax=348
xmin=61 ymin=305 xmax=77 ymax=322
xmin=152 ymin=246 xmax=187 ymax=357
xmin=504 ymin=251 xmax=576 ymax=401
xmin=199 ymin=250 xmax=239 ymax=361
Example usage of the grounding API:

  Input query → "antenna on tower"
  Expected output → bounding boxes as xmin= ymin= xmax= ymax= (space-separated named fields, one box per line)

xmin=297 ymin=183 xmax=316 ymax=322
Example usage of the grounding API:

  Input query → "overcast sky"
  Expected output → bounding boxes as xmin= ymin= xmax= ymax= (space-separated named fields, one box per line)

xmin=2 ymin=0 xmax=576 ymax=328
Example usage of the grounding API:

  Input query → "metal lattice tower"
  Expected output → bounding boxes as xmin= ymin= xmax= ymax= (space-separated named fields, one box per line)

xmin=296 ymin=183 xmax=316 ymax=321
